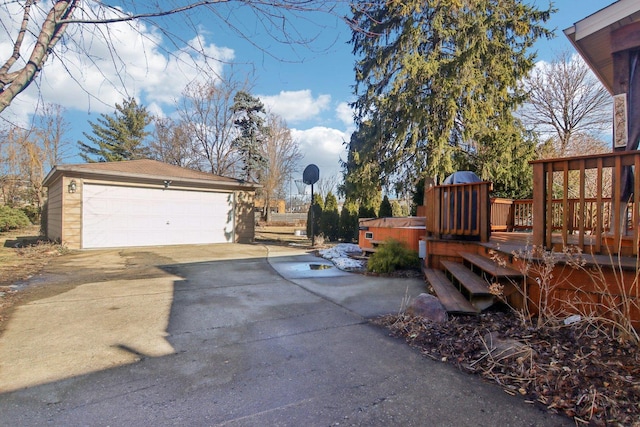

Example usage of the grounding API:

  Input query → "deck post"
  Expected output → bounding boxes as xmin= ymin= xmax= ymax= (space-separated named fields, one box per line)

xmin=532 ymin=162 xmax=545 ymax=248
xmin=479 ymin=182 xmax=490 ymax=242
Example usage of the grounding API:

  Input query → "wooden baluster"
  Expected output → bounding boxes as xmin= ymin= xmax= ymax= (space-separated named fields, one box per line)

xmin=579 ymin=161 xmax=586 ymax=249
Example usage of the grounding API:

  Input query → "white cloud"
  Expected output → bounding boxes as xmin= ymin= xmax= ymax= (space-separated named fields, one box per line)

xmin=259 ymin=90 xmax=331 ymax=123
xmin=291 ymin=126 xmax=352 ymax=180
xmin=335 ymin=102 xmax=355 ymax=127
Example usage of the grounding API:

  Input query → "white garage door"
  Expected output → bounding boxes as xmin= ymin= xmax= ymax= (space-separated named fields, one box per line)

xmin=82 ymin=184 xmax=234 ymax=248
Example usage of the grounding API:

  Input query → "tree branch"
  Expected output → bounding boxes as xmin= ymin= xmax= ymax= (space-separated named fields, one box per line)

xmin=0 ymin=0 xmax=34 ymax=81
xmin=0 ymin=1 xmax=78 ymax=114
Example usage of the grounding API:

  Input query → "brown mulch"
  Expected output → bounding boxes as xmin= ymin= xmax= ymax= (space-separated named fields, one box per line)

xmin=374 ymin=310 xmax=640 ymax=426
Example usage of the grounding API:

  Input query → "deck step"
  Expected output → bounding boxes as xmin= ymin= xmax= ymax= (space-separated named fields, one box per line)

xmin=423 ymin=268 xmax=479 ymax=315
xmin=441 ymin=260 xmax=496 ymax=311
xmin=459 ymin=252 xmax=523 ymax=279
xmin=440 ymin=261 xmax=492 ymax=296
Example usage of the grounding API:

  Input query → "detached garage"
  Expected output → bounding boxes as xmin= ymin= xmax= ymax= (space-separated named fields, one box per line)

xmin=42 ymin=159 xmax=258 ymax=249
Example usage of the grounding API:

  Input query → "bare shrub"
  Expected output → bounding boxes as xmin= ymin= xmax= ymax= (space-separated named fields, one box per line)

xmin=490 ymin=245 xmax=639 ymax=346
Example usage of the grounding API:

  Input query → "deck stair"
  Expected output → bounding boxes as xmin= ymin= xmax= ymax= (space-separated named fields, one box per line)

xmin=422 ymin=268 xmax=479 ymax=314
xmin=459 ymin=252 xmax=523 ymax=281
xmin=423 ymin=251 xmax=524 ymax=315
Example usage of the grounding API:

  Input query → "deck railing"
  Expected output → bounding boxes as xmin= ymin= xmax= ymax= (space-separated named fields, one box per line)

xmin=493 ymin=198 xmax=615 ymax=233
xmin=531 ymin=150 xmax=640 ymax=256
xmin=425 ymin=181 xmax=491 ymax=242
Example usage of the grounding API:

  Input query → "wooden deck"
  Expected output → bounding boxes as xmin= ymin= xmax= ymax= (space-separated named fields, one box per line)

xmin=482 ymin=232 xmax=638 ymax=270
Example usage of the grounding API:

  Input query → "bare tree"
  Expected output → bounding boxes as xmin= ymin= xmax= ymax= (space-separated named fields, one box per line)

xmin=0 ymin=1 xmax=346 ymax=115
xmin=539 ymin=133 xmax=611 ymax=199
xmin=519 ymin=51 xmax=612 ymax=155
xmin=0 ymin=128 xmax=44 ymax=208
xmin=258 ymin=113 xmax=302 ymax=221
xmin=315 ymin=174 xmax=340 ymax=201
xmin=0 ymin=129 xmax=24 ymax=206
xmin=35 ymin=103 xmax=71 ymax=167
xmin=177 ymin=76 xmax=247 ymax=176
xmin=0 ymin=104 xmax=69 ymax=208
xmin=149 ymin=117 xmax=199 ymax=169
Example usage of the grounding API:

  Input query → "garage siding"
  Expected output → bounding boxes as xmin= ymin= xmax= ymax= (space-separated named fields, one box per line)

xmin=46 ymin=178 xmax=63 ymax=242
xmin=82 ymin=184 xmax=235 ymax=248
xmin=235 ymin=191 xmax=255 ymax=243
xmin=63 ymin=177 xmax=83 ymax=249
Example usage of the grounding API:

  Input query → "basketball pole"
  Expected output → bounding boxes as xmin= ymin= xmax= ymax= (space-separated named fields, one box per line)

xmin=310 ymin=182 xmax=315 ymax=247
xmin=302 ymin=164 xmax=319 ymax=248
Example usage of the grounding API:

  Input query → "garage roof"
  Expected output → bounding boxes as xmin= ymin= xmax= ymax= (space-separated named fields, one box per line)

xmin=564 ymin=0 xmax=640 ymax=94
xmin=43 ymin=159 xmax=260 ymax=190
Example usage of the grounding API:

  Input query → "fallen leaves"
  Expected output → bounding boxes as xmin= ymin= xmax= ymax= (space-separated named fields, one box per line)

xmin=374 ymin=311 xmax=640 ymax=426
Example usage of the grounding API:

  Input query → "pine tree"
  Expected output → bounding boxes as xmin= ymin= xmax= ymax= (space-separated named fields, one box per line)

xmin=320 ymin=192 xmax=340 ymax=241
xmin=378 ymin=195 xmax=393 ymax=218
xmin=358 ymin=203 xmax=377 ymax=220
xmin=78 ymin=97 xmax=151 ymax=162
xmin=231 ymin=91 xmax=267 ymax=181
xmin=348 ymin=0 xmax=553 ymax=191
xmin=306 ymin=193 xmax=324 ymax=239
xmin=339 ymin=200 xmax=359 ymax=243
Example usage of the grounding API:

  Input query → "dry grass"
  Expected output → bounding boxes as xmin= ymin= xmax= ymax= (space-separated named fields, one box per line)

xmin=0 ymin=225 xmax=67 ymax=326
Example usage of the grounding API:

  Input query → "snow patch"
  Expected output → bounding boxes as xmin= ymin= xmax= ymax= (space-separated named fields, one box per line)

xmin=319 ymin=243 xmax=366 ymax=270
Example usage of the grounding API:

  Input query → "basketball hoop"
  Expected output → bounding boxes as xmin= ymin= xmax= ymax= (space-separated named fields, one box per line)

xmin=295 ymin=179 xmax=307 ymax=195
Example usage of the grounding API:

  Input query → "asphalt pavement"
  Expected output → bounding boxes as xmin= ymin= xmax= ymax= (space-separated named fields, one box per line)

xmin=0 ymin=243 xmax=571 ymax=426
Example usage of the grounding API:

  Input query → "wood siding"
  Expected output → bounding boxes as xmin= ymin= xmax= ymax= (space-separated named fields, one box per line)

xmin=359 ymin=226 xmax=425 ymax=253
xmin=46 ymin=177 xmax=63 ymax=242
xmin=63 ymin=177 xmax=83 ymax=249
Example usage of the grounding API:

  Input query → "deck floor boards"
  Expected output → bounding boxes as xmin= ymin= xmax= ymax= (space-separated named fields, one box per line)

xmin=482 ymin=232 xmax=638 ymax=271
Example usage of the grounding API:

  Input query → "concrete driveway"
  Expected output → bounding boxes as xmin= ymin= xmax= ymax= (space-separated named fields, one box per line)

xmin=0 ymin=243 xmax=569 ymax=426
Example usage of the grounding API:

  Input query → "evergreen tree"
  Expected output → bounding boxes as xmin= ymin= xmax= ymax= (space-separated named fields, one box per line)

xmin=78 ymin=97 xmax=151 ymax=162
xmin=358 ymin=203 xmax=377 ymax=220
xmin=340 ymin=120 xmax=384 ymax=205
xmin=391 ymin=200 xmax=408 ymax=217
xmin=320 ymin=192 xmax=340 ymax=241
xmin=339 ymin=200 xmax=359 ymax=243
xmin=306 ymin=193 xmax=324 ymax=239
xmin=347 ymin=1 xmax=553 ymax=192
xmin=378 ymin=195 xmax=393 ymax=218
xmin=231 ymin=91 xmax=267 ymax=181
xmin=411 ymin=178 xmax=425 ymax=216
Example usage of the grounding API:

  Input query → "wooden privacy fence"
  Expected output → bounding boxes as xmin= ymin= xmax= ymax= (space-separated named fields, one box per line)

xmin=489 ymin=198 xmax=513 ymax=231
xmin=425 ymin=181 xmax=491 ymax=241
xmin=531 ymin=150 xmax=640 ymax=256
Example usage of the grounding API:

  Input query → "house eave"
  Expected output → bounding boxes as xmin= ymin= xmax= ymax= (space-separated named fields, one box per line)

xmin=564 ymin=0 xmax=640 ymax=94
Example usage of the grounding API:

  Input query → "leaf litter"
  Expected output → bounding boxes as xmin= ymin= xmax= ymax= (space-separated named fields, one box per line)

xmin=374 ymin=311 xmax=640 ymax=426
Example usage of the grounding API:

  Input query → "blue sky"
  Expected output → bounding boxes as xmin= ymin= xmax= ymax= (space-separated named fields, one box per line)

xmin=1 ymin=0 xmax=614 ymax=190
